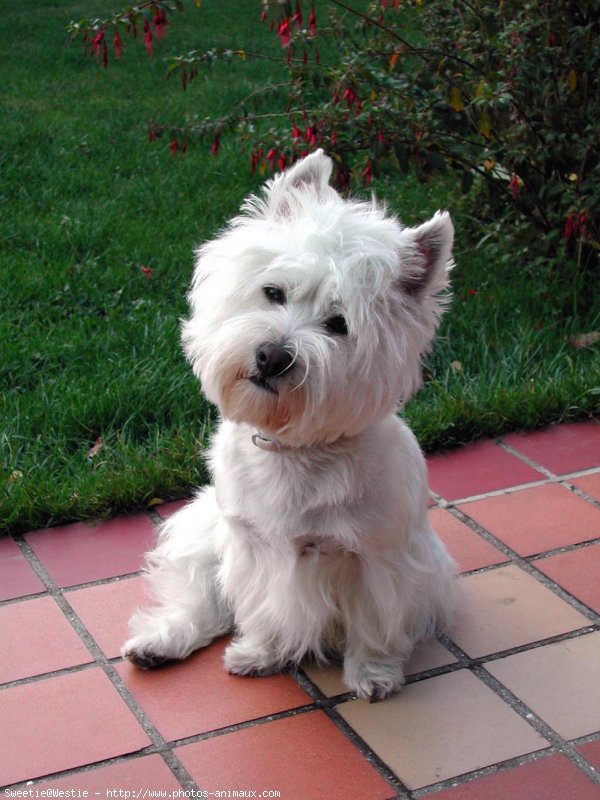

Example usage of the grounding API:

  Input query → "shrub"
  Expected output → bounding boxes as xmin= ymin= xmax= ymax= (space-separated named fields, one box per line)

xmin=70 ymin=1 xmax=599 ymax=279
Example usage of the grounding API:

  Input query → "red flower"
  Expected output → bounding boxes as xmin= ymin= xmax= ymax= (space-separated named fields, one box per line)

xmin=266 ymin=148 xmax=277 ymax=171
xmin=169 ymin=140 xmax=178 ymax=158
xmin=292 ymin=123 xmax=301 ymax=139
xmin=140 ymin=266 xmax=153 ymax=278
xmin=292 ymin=1 xmax=303 ymax=28
xmin=362 ymin=161 xmax=373 ymax=187
xmin=278 ymin=154 xmax=287 ymax=171
xmin=114 ymin=30 xmax=122 ymax=58
xmin=343 ymin=87 xmax=356 ymax=106
xmin=309 ymin=6 xmax=317 ymax=35
xmin=331 ymin=129 xmax=337 ymax=145
xmin=211 ymin=135 xmax=220 ymax=157
xmin=278 ymin=17 xmax=291 ymax=48
xmin=469 ymin=288 xmax=478 ymax=296
xmin=102 ymin=38 xmax=108 ymax=68
xmin=153 ymin=9 xmax=167 ymax=40
xmin=261 ymin=6 xmax=268 ymax=23
xmin=91 ymin=28 xmax=105 ymax=58
xmin=144 ymin=19 xmax=153 ymax=56
xmin=508 ymin=173 xmax=520 ymax=199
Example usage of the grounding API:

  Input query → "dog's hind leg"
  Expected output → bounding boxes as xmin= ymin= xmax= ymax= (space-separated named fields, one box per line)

xmin=122 ymin=487 xmax=232 ymax=668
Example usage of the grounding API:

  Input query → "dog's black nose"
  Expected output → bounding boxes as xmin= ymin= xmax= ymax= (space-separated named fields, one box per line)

xmin=255 ymin=343 xmax=294 ymax=379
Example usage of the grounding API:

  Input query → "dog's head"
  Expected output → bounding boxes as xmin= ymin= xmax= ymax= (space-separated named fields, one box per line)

xmin=182 ymin=150 xmax=453 ymax=447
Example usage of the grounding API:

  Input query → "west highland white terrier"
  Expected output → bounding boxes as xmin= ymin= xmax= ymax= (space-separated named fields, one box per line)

xmin=123 ymin=149 xmax=457 ymax=700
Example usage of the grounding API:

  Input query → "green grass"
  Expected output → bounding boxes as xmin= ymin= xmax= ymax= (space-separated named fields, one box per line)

xmin=1 ymin=1 xmax=598 ymax=535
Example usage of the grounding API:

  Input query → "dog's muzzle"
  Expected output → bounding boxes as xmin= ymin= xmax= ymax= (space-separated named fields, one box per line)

xmin=255 ymin=342 xmax=294 ymax=380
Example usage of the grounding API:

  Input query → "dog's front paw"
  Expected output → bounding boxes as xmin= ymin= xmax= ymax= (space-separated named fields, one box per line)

xmin=224 ymin=638 xmax=280 ymax=677
xmin=343 ymin=657 xmax=405 ymax=702
xmin=122 ymin=633 xmax=175 ymax=670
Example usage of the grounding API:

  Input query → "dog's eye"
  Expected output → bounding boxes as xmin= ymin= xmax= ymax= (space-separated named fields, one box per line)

xmin=263 ymin=286 xmax=286 ymax=304
xmin=324 ymin=315 xmax=348 ymax=336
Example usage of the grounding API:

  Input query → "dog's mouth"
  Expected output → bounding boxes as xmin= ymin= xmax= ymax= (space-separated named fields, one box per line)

xmin=248 ymin=375 xmax=278 ymax=395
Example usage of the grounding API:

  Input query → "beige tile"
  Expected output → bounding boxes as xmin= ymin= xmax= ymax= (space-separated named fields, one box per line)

xmin=450 ymin=565 xmax=589 ymax=658
xmin=303 ymin=638 xmax=456 ymax=698
xmin=337 ymin=670 xmax=547 ymax=790
xmin=487 ymin=631 xmax=600 ymax=739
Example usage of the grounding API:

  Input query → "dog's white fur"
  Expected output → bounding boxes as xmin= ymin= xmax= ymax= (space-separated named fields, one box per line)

xmin=123 ymin=150 xmax=457 ymax=700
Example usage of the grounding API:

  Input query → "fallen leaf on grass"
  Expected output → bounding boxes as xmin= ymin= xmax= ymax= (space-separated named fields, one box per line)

xmin=451 ymin=360 xmax=463 ymax=372
xmin=567 ymin=332 xmax=600 ymax=349
xmin=147 ymin=497 xmax=165 ymax=508
xmin=87 ymin=437 xmax=104 ymax=460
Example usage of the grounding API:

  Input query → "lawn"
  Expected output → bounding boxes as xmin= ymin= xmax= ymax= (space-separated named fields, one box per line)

xmin=1 ymin=1 xmax=598 ymax=535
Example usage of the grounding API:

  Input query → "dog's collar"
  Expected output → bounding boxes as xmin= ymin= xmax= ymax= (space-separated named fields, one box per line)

xmin=251 ymin=432 xmax=284 ymax=453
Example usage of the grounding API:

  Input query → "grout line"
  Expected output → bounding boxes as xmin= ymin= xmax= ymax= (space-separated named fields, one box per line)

xmin=449 ymin=506 xmax=600 ymax=624
xmin=8 ymin=536 xmax=200 ymax=794
xmin=471 ymin=664 xmax=600 ymax=788
xmin=0 ymin=570 xmax=145 ymax=609
xmin=427 ymin=466 xmax=600 ymax=509
xmin=292 ymin=667 xmax=410 ymax=799
xmin=412 ymin=749 xmax=556 ymax=798
xmin=497 ymin=439 xmax=557 ymax=479
xmin=432 ymin=634 xmax=600 ymax=790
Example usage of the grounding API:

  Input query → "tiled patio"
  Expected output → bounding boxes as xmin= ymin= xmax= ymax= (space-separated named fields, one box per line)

xmin=2 ymin=420 xmax=600 ymax=799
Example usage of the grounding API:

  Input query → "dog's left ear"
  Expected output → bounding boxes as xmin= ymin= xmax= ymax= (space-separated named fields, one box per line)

xmin=397 ymin=211 xmax=454 ymax=298
xmin=265 ymin=149 xmax=334 ymax=218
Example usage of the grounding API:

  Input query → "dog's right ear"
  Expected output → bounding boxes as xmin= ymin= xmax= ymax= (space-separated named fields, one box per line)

xmin=279 ymin=149 xmax=333 ymax=195
xmin=263 ymin=149 xmax=334 ymax=218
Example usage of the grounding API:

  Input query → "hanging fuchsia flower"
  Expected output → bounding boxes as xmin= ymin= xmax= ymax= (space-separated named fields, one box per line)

xmin=144 ymin=19 xmax=153 ymax=56
xmin=266 ymin=148 xmax=277 ymax=171
xmin=292 ymin=1 xmax=303 ymax=28
xmin=169 ymin=140 xmax=178 ymax=158
xmin=508 ymin=173 xmax=520 ymax=198
xmin=114 ymin=30 xmax=122 ymax=58
xmin=153 ymin=9 xmax=167 ymax=40
xmin=292 ymin=123 xmax=301 ymax=139
xmin=211 ymin=135 xmax=220 ymax=157
xmin=102 ymin=38 xmax=108 ymax=68
xmin=309 ymin=6 xmax=317 ymax=35
xmin=278 ymin=17 xmax=291 ymax=48
xmin=140 ymin=266 xmax=153 ymax=279
xmin=362 ymin=161 xmax=373 ymax=187
xmin=91 ymin=28 xmax=105 ymax=58
xmin=331 ymin=129 xmax=337 ymax=145
xmin=343 ymin=87 xmax=356 ymax=106
xmin=278 ymin=154 xmax=287 ymax=171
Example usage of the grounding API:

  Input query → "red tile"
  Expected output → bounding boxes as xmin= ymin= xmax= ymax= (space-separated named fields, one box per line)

xmin=427 ymin=440 xmax=543 ymax=501
xmin=116 ymin=637 xmax=311 ymax=741
xmin=429 ymin=508 xmax=507 ymax=573
xmin=0 ymin=596 xmax=92 ymax=683
xmin=573 ymin=471 xmax=600 ymax=503
xmin=578 ymin=740 xmax=600 ymax=773
xmin=25 ymin=514 xmax=157 ymax=587
xmin=177 ymin=710 xmax=394 ymax=800
xmin=0 ymin=668 xmax=150 ymax=786
xmin=66 ymin=576 xmax=148 ymax=659
xmin=13 ymin=755 xmax=182 ymax=792
xmin=533 ymin=543 xmax=600 ymax=614
xmin=0 ymin=537 xmax=45 ymax=601
xmin=428 ymin=754 xmax=600 ymax=800
xmin=155 ymin=499 xmax=189 ymax=519
xmin=504 ymin=421 xmax=600 ymax=475
xmin=459 ymin=484 xmax=600 ymax=556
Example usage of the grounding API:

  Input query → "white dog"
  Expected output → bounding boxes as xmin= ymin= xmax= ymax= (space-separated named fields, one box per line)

xmin=123 ymin=149 xmax=457 ymax=700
